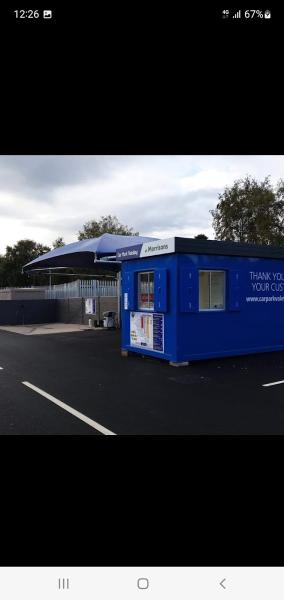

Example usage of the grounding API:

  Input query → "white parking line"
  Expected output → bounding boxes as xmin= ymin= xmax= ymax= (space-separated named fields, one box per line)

xmin=0 ymin=367 xmax=3 ymax=370
xmin=262 ymin=380 xmax=284 ymax=387
xmin=22 ymin=381 xmax=116 ymax=435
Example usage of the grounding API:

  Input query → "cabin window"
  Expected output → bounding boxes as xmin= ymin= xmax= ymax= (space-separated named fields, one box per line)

xmin=199 ymin=270 xmax=225 ymax=310
xmin=138 ymin=271 xmax=154 ymax=310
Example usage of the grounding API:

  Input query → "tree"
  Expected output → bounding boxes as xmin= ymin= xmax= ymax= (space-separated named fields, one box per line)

xmin=78 ymin=215 xmax=139 ymax=240
xmin=194 ymin=234 xmax=208 ymax=240
xmin=210 ymin=176 xmax=284 ymax=245
xmin=0 ymin=255 xmax=6 ymax=288
xmin=0 ymin=239 xmax=51 ymax=287
xmin=52 ymin=237 xmax=65 ymax=248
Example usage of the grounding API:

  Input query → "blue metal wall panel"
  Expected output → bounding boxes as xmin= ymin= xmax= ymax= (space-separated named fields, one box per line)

xmin=121 ymin=255 xmax=178 ymax=361
xmin=179 ymin=267 xmax=198 ymax=312
xmin=228 ymin=270 xmax=241 ymax=311
xmin=123 ymin=271 xmax=135 ymax=310
xmin=0 ymin=300 xmax=57 ymax=325
xmin=154 ymin=269 xmax=168 ymax=312
xmin=176 ymin=253 xmax=284 ymax=362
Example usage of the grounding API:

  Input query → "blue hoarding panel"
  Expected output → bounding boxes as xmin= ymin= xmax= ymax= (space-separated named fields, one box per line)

xmin=154 ymin=269 xmax=168 ymax=312
xmin=179 ymin=267 xmax=198 ymax=312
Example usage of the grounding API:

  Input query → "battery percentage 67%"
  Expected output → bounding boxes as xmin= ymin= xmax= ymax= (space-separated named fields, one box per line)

xmin=244 ymin=10 xmax=265 ymax=18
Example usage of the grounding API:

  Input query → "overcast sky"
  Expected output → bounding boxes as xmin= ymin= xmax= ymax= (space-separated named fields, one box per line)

xmin=0 ymin=155 xmax=283 ymax=253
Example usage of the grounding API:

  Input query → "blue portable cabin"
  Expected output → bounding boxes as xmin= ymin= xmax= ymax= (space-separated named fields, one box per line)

xmin=117 ymin=237 xmax=284 ymax=365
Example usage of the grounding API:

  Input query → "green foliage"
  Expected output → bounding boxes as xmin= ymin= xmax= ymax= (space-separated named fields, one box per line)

xmin=0 ymin=239 xmax=51 ymax=287
xmin=194 ymin=234 xmax=208 ymax=240
xmin=52 ymin=237 xmax=65 ymax=248
xmin=210 ymin=176 xmax=284 ymax=245
xmin=78 ymin=215 xmax=139 ymax=240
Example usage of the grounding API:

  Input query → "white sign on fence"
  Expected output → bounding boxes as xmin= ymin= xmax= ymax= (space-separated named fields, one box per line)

xmin=85 ymin=298 xmax=96 ymax=315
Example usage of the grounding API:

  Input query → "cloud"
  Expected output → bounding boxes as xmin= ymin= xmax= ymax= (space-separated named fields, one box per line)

xmin=0 ymin=155 xmax=284 ymax=253
xmin=116 ymin=190 xmax=216 ymax=235
xmin=0 ymin=155 xmax=124 ymax=198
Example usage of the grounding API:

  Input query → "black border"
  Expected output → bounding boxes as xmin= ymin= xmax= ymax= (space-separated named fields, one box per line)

xmin=0 ymin=435 xmax=283 ymax=566
xmin=0 ymin=0 xmax=283 ymax=571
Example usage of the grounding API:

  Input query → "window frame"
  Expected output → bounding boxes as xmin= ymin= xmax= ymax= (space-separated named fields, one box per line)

xmin=199 ymin=269 xmax=226 ymax=312
xmin=138 ymin=270 xmax=155 ymax=311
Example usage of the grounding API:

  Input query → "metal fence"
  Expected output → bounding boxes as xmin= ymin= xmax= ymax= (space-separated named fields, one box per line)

xmin=45 ymin=279 xmax=118 ymax=299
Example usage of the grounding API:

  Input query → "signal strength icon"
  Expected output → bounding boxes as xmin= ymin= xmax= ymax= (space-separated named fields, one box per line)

xmin=233 ymin=9 xmax=241 ymax=18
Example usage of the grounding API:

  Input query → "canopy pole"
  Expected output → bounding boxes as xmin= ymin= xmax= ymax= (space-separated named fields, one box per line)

xmin=117 ymin=272 xmax=121 ymax=328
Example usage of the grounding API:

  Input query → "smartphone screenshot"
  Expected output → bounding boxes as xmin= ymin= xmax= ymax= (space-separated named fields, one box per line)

xmin=0 ymin=1 xmax=282 ymax=588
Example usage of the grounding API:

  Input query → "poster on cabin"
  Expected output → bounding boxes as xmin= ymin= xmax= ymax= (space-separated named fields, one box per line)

xmin=130 ymin=312 xmax=164 ymax=353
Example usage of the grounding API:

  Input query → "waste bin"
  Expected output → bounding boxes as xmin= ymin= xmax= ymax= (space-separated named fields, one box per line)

xmin=103 ymin=311 xmax=116 ymax=328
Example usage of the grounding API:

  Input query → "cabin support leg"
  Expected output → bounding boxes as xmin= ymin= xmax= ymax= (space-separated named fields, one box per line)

xmin=169 ymin=361 xmax=189 ymax=367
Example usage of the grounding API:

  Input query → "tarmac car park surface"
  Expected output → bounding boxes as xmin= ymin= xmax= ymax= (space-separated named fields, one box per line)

xmin=1 ymin=326 xmax=284 ymax=434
